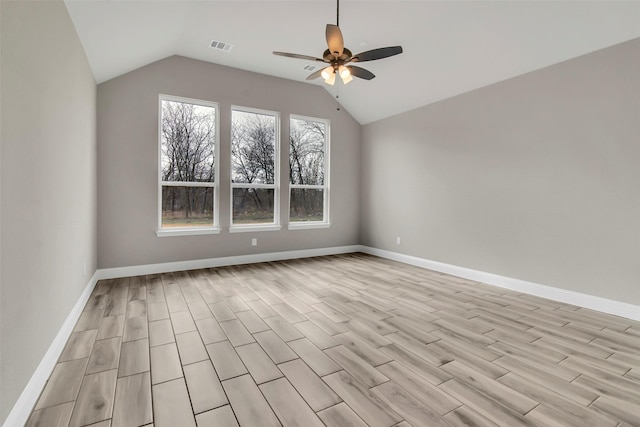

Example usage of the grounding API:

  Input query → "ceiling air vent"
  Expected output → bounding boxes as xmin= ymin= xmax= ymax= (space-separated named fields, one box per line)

xmin=209 ymin=40 xmax=233 ymax=52
xmin=302 ymin=65 xmax=318 ymax=72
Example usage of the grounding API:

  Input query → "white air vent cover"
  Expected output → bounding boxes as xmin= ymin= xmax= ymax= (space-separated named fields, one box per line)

xmin=209 ymin=40 xmax=233 ymax=52
xmin=302 ymin=65 xmax=318 ymax=72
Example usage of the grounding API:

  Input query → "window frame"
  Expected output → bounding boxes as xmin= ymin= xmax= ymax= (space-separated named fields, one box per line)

xmin=156 ymin=94 xmax=220 ymax=237
xmin=288 ymin=114 xmax=330 ymax=230
xmin=229 ymin=105 xmax=281 ymax=233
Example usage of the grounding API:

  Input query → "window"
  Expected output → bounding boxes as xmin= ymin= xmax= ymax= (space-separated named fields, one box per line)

xmin=289 ymin=115 xmax=329 ymax=227
xmin=230 ymin=107 xmax=280 ymax=231
xmin=157 ymin=95 xmax=219 ymax=236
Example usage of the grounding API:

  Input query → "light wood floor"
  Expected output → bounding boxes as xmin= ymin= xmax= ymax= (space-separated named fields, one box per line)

xmin=27 ymin=253 xmax=640 ymax=427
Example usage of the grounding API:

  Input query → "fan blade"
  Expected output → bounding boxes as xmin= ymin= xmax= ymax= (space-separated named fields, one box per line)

xmin=273 ymin=51 xmax=325 ymax=62
xmin=351 ymin=46 xmax=403 ymax=62
xmin=306 ymin=69 xmax=323 ymax=81
xmin=325 ymin=24 xmax=344 ymax=58
xmin=348 ymin=65 xmax=375 ymax=80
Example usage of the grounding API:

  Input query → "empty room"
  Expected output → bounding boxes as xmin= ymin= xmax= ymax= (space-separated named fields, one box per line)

xmin=1 ymin=0 xmax=639 ymax=426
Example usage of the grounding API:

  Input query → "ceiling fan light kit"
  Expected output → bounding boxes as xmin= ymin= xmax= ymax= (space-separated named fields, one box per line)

xmin=273 ymin=0 xmax=403 ymax=86
xmin=321 ymin=66 xmax=333 ymax=80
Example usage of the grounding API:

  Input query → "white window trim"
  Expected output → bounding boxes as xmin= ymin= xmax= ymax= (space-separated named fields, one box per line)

xmin=287 ymin=222 xmax=330 ymax=230
xmin=157 ymin=94 xmax=220 ymax=236
xmin=229 ymin=105 xmax=281 ymax=230
xmin=156 ymin=227 xmax=221 ymax=237
xmin=288 ymin=114 xmax=330 ymax=229
xmin=228 ymin=225 xmax=282 ymax=233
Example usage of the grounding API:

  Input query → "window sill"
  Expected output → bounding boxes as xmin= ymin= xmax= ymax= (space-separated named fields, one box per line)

xmin=156 ymin=227 xmax=221 ymax=237
xmin=288 ymin=222 xmax=331 ymax=230
xmin=229 ymin=225 xmax=282 ymax=233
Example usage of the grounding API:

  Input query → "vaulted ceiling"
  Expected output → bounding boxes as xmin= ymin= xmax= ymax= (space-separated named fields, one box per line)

xmin=65 ymin=0 xmax=640 ymax=124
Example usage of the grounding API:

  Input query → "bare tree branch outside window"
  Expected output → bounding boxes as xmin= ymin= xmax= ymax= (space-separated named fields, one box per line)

xmin=160 ymin=98 xmax=216 ymax=228
xmin=231 ymin=109 xmax=278 ymax=224
xmin=289 ymin=117 xmax=328 ymax=222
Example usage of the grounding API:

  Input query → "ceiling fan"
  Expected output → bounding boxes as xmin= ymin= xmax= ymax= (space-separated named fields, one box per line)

xmin=273 ymin=0 xmax=403 ymax=85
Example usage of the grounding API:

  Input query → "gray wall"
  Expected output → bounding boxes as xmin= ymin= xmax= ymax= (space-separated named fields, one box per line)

xmin=361 ymin=39 xmax=640 ymax=305
xmin=97 ymin=56 xmax=361 ymax=269
xmin=0 ymin=1 xmax=97 ymax=422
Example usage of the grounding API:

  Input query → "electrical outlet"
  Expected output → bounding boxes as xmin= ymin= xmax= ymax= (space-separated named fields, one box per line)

xmin=251 ymin=238 xmax=257 ymax=247
xmin=396 ymin=237 xmax=401 ymax=245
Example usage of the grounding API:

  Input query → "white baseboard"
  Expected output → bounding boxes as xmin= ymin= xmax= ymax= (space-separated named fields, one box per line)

xmin=3 ymin=272 xmax=100 ymax=427
xmin=96 ymin=245 xmax=362 ymax=280
xmin=361 ymin=246 xmax=640 ymax=322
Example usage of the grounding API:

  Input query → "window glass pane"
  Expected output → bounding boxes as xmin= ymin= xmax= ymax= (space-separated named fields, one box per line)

xmin=231 ymin=110 xmax=276 ymax=184
xmin=161 ymin=100 xmax=216 ymax=183
xmin=162 ymin=186 xmax=214 ymax=227
xmin=290 ymin=188 xmax=324 ymax=222
xmin=232 ymin=188 xmax=275 ymax=224
xmin=289 ymin=118 xmax=325 ymax=186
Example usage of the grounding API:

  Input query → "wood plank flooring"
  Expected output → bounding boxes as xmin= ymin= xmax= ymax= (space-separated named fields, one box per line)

xmin=27 ymin=253 xmax=640 ymax=426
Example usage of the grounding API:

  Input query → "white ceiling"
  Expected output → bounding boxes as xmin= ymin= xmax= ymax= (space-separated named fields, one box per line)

xmin=65 ymin=0 xmax=640 ymax=124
